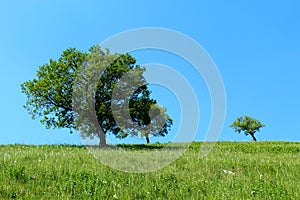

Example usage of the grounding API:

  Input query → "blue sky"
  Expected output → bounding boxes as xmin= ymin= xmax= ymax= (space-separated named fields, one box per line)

xmin=0 ymin=0 xmax=299 ymax=145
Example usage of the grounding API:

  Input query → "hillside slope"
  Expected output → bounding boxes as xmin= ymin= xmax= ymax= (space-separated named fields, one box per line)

xmin=0 ymin=142 xmax=299 ymax=199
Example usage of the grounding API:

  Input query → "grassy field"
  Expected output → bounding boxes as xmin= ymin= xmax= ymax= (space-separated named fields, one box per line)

xmin=0 ymin=142 xmax=299 ymax=199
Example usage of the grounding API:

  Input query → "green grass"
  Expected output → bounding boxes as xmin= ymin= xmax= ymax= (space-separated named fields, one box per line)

xmin=0 ymin=142 xmax=299 ymax=199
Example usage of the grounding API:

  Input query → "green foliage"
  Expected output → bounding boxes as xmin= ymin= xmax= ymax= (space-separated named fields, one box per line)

xmin=0 ymin=142 xmax=299 ymax=199
xmin=21 ymin=46 xmax=173 ymax=144
xmin=230 ymin=116 xmax=265 ymax=141
xmin=21 ymin=48 xmax=85 ymax=131
xmin=128 ymin=103 xmax=173 ymax=143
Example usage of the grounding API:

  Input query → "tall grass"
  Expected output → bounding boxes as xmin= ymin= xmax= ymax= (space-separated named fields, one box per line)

xmin=0 ymin=142 xmax=299 ymax=199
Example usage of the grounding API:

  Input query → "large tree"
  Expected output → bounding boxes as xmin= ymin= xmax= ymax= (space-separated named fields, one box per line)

xmin=21 ymin=45 xmax=172 ymax=145
xmin=230 ymin=115 xmax=265 ymax=141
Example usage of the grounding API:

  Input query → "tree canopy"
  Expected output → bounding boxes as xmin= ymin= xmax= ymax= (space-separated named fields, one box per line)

xmin=230 ymin=115 xmax=265 ymax=141
xmin=21 ymin=45 xmax=172 ymax=145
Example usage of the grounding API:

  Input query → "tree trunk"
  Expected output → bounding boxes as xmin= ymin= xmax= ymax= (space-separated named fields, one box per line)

xmin=91 ymin=114 xmax=107 ymax=146
xmin=99 ymin=131 xmax=107 ymax=146
xmin=145 ymin=133 xmax=150 ymax=144
xmin=250 ymin=133 xmax=257 ymax=142
xmin=96 ymin=126 xmax=107 ymax=146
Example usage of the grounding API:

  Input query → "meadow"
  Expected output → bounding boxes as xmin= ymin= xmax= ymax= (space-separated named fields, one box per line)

xmin=0 ymin=142 xmax=299 ymax=199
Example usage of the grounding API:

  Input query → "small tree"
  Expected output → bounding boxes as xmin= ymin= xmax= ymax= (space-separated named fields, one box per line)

xmin=230 ymin=116 xmax=265 ymax=141
xmin=129 ymin=103 xmax=173 ymax=144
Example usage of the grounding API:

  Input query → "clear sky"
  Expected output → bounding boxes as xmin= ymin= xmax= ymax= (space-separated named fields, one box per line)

xmin=0 ymin=0 xmax=299 ymax=145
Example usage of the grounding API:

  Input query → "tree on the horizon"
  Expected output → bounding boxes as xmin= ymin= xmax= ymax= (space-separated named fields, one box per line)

xmin=129 ymin=103 xmax=173 ymax=144
xmin=230 ymin=115 xmax=265 ymax=141
xmin=21 ymin=45 xmax=172 ymax=145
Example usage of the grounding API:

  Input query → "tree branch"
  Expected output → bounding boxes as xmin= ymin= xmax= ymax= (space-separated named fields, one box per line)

xmin=45 ymin=95 xmax=72 ymax=112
